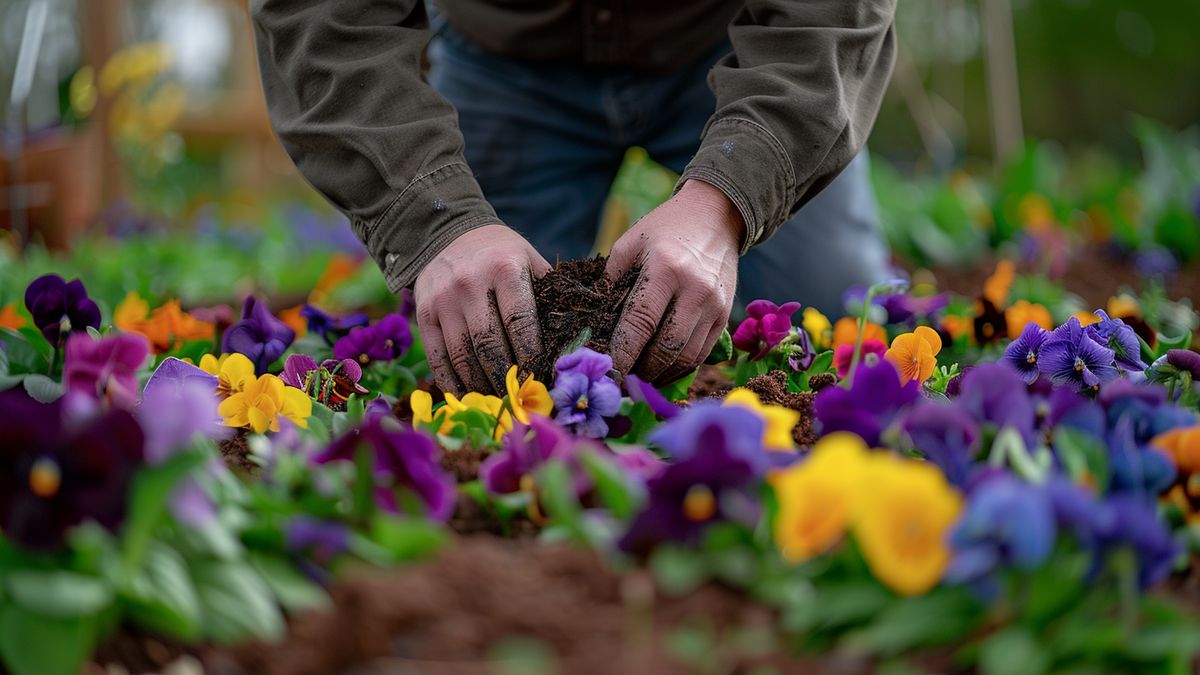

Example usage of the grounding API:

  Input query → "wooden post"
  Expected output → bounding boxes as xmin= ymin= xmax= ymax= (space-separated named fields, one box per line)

xmin=981 ymin=0 xmax=1024 ymax=167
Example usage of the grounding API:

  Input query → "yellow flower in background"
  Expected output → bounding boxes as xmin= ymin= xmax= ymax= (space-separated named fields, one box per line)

xmin=833 ymin=317 xmax=886 ymax=350
xmin=1004 ymin=300 xmax=1053 ymax=340
xmin=983 ymin=259 xmax=1015 ymax=308
xmin=218 ymin=373 xmax=312 ymax=434
xmin=723 ymin=388 xmax=800 ymax=451
xmin=884 ymin=326 xmax=942 ymax=385
xmin=771 ymin=432 xmax=870 ymax=563
xmin=854 ymin=454 xmax=962 ymax=596
xmin=1018 ymin=193 xmax=1056 ymax=232
xmin=0 ymin=303 xmax=26 ymax=330
xmin=802 ymin=307 xmax=833 ymax=350
xmin=1107 ymin=294 xmax=1141 ymax=320
xmin=203 ymin=352 xmax=255 ymax=399
xmin=506 ymin=365 xmax=553 ymax=424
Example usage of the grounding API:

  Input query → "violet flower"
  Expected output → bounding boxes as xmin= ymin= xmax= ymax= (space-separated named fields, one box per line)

xmin=1038 ymin=318 xmax=1118 ymax=392
xmin=142 ymin=357 xmax=218 ymax=403
xmin=1085 ymin=311 xmax=1147 ymax=372
xmin=1094 ymin=494 xmax=1179 ymax=589
xmin=1001 ymin=322 xmax=1050 ymax=384
xmin=882 ymin=293 xmax=950 ymax=325
xmin=23 ymin=274 xmax=102 ymax=347
xmin=731 ymin=300 xmax=801 ymax=360
xmin=0 ymin=389 xmax=145 ymax=550
xmin=333 ymin=325 xmax=391 ymax=364
xmin=550 ymin=348 xmax=621 ymax=438
xmin=786 ymin=327 xmax=815 ymax=372
xmin=314 ymin=416 xmax=455 ymax=521
xmin=63 ymin=332 xmax=150 ymax=409
xmin=1167 ymin=349 xmax=1200 ymax=379
xmin=138 ymin=374 xmax=227 ymax=462
xmin=650 ymin=402 xmax=777 ymax=475
xmin=618 ymin=413 xmax=761 ymax=555
xmin=222 ymin=295 xmax=295 ymax=374
xmin=900 ymin=401 xmax=979 ymax=487
xmin=955 ymin=364 xmax=1038 ymax=448
xmin=1106 ymin=417 xmax=1176 ymax=498
xmin=281 ymin=354 xmax=320 ymax=391
xmin=371 ymin=313 xmax=414 ymax=360
xmin=625 ymin=374 xmax=681 ymax=419
xmin=813 ymin=359 xmax=920 ymax=446
xmin=480 ymin=415 xmax=580 ymax=495
xmin=300 ymin=304 xmax=369 ymax=345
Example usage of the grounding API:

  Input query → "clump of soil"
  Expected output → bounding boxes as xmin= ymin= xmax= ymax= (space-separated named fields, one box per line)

xmin=529 ymin=257 xmax=641 ymax=383
xmin=740 ymin=370 xmax=818 ymax=448
xmin=687 ymin=364 xmax=733 ymax=400
xmin=214 ymin=536 xmax=857 ymax=675
xmin=219 ymin=431 xmax=258 ymax=476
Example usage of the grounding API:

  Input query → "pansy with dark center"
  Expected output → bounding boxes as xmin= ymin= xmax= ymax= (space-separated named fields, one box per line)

xmin=63 ymin=332 xmax=151 ymax=409
xmin=549 ymin=348 xmax=621 ymax=438
xmin=223 ymin=295 xmax=296 ymax=374
xmin=23 ymin=274 xmax=102 ymax=347
xmin=1085 ymin=310 xmax=1147 ymax=372
xmin=331 ymin=313 xmax=412 ymax=366
xmin=955 ymin=363 xmax=1038 ymax=448
xmin=1038 ymin=318 xmax=1118 ymax=393
xmin=973 ymin=298 xmax=1008 ymax=345
xmin=731 ymin=300 xmax=801 ymax=360
xmin=300 ymin=304 xmax=369 ymax=345
xmin=813 ymin=359 xmax=920 ymax=446
xmin=1001 ymin=322 xmax=1050 ymax=384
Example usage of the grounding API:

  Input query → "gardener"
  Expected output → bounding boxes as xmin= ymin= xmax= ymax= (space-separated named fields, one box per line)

xmin=252 ymin=0 xmax=896 ymax=395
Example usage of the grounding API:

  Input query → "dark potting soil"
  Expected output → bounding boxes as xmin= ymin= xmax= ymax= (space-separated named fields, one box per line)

xmin=528 ymin=257 xmax=641 ymax=383
xmin=687 ymin=364 xmax=734 ymax=400
xmin=739 ymin=370 xmax=818 ymax=448
xmin=211 ymin=536 xmax=860 ymax=675
xmin=219 ymin=431 xmax=258 ymax=476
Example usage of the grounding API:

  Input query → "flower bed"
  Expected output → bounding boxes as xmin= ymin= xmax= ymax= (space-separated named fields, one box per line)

xmin=1 ymin=256 xmax=1199 ymax=675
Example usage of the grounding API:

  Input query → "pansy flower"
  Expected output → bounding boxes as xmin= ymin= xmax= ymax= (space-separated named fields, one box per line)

xmin=63 ymin=332 xmax=150 ymax=409
xmin=832 ymin=317 xmax=887 ymax=350
xmin=1004 ymin=300 xmax=1053 ymax=341
xmin=1001 ymin=322 xmax=1050 ymax=384
xmin=301 ymin=304 xmax=370 ymax=345
xmin=1084 ymin=310 xmax=1147 ymax=372
xmin=0 ymin=303 xmax=26 ymax=330
xmin=1038 ymin=318 xmax=1118 ymax=392
xmin=884 ymin=326 xmax=942 ymax=385
xmin=625 ymin=374 xmax=681 ymax=419
xmin=814 ymin=359 xmax=920 ymax=446
xmin=972 ymin=298 xmax=1007 ymax=345
xmin=722 ymin=388 xmax=800 ymax=451
xmin=201 ymin=352 xmax=256 ymax=399
xmin=218 ymin=373 xmax=312 ymax=433
xmin=479 ymin=415 xmax=586 ymax=496
xmin=506 ymin=365 xmax=553 ymax=424
xmin=23 ymin=274 xmax=101 ymax=347
xmin=222 ymin=295 xmax=296 ymax=374
xmin=833 ymin=338 xmax=885 ymax=379
xmin=731 ymin=300 xmax=800 ymax=360
xmin=549 ymin=348 xmax=621 ymax=438
xmin=802 ymin=307 xmax=833 ymax=350
xmin=770 ymin=432 xmax=869 ymax=563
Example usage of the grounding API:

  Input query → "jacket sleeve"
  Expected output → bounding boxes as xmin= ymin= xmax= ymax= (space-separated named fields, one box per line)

xmin=680 ymin=0 xmax=897 ymax=253
xmin=250 ymin=0 xmax=499 ymax=291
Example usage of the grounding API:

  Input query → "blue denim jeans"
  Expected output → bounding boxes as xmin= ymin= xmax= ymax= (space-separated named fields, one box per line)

xmin=428 ymin=26 xmax=890 ymax=317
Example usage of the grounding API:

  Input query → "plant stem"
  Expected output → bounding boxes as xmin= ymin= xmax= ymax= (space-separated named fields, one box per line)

xmin=843 ymin=288 xmax=878 ymax=389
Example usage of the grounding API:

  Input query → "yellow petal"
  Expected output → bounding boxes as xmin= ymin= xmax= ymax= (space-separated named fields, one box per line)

xmin=281 ymin=385 xmax=313 ymax=428
xmin=411 ymin=390 xmax=434 ymax=424
xmin=247 ymin=406 xmax=271 ymax=434
xmin=505 ymin=365 xmax=521 ymax=401
xmin=221 ymin=353 xmax=256 ymax=392
xmin=199 ymin=353 xmax=220 ymax=375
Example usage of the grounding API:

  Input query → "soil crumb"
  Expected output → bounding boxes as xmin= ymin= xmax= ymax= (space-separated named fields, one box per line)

xmin=687 ymin=364 xmax=733 ymax=400
xmin=740 ymin=371 xmax=818 ymax=448
xmin=529 ymin=257 xmax=640 ymax=383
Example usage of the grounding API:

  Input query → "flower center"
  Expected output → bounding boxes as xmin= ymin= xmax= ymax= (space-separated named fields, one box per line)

xmin=384 ymin=339 xmax=394 ymax=350
xmin=1074 ymin=357 xmax=1086 ymax=372
xmin=682 ymin=485 xmax=717 ymax=522
xmin=59 ymin=316 xmax=72 ymax=334
xmin=575 ymin=394 xmax=589 ymax=411
xmin=1026 ymin=350 xmax=1037 ymax=365
xmin=29 ymin=457 xmax=61 ymax=498
xmin=358 ymin=353 xmax=370 ymax=365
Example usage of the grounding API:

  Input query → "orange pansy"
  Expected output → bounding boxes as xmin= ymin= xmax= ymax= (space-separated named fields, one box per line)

xmin=0 ymin=303 xmax=25 ymax=330
xmin=884 ymin=326 xmax=942 ymax=385
xmin=983 ymin=259 xmax=1015 ymax=308
xmin=832 ymin=317 xmax=887 ymax=350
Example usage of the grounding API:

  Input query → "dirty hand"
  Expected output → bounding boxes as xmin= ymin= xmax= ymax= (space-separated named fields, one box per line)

xmin=606 ymin=179 xmax=744 ymax=384
xmin=414 ymin=225 xmax=551 ymax=395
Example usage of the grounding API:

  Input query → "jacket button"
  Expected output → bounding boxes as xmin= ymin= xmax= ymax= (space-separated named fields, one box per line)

xmin=385 ymin=253 xmax=399 ymax=265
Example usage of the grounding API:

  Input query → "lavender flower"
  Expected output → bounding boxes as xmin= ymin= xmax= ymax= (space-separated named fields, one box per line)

xmin=550 ymin=348 xmax=621 ymax=438
xmin=955 ymin=364 xmax=1037 ymax=448
xmin=731 ymin=300 xmax=800 ymax=360
xmin=1085 ymin=311 xmax=1147 ymax=372
xmin=813 ymin=359 xmax=920 ymax=445
xmin=624 ymin=374 xmax=681 ymax=419
xmin=286 ymin=516 xmax=350 ymax=564
xmin=650 ymin=402 xmax=776 ymax=474
xmin=1038 ymin=318 xmax=1118 ymax=392
xmin=223 ymin=295 xmax=295 ymax=374
xmin=23 ymin=274 xmax=101 ymax=347
xmin=63 ymin=332 xmax=150 ymax=409
xmin=1001 ymin=322 xmax=1050 ymax=384
xmin=900 ymin=401 xmax=979 ymax=487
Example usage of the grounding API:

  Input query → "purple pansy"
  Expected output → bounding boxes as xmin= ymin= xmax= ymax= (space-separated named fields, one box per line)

xmin=281 ymin=354 xmax=320 ymax=391
xmin=550 ymin=348 xmax=621 ymax=438
xmin=956 ymin=363 xmax=1038 ymax=448
xmin=331 ymin=313 xmax=412 ymax=366
xmin=300 ymin=304 xmax=370 ymax=345
xmin=1167 ymin=349 xmax=1200 ymax=379
xmin=23 ymin=274 xmax=102 ymax=347
xmin=480 ymin=416 xmax=580 ymax=494
xmin=1001 ymin=322 xmax=1050 ymax=384
xmin=0 ymin=389 xmax=145 ymax=550
xmin=222 ymin=295 xmax=295 ymax=374
xmin=1094 ymin=494 xmax=1180 ymax=589
xmin=63 ymin=332 xmax=150 ymax=409
xmin=314 ymin=416 xmax=455 ymax=521
xmin=900 ymin=401 xmax=979 ymax=487
xmin=286 ymin=516 xmax=351 ymax=564
xmin=786 ymin=326 xmax=816 ymax=372
xmin=813 ymin=359 xmax=920 ymax=446
xmin=1038 ymin=318 xmax=1118 ymax=392
xmin=625 ymin=374 xmax=681 ymax=419
xmin=371 ymin=313 xmax=413 ymax=360
xmin=650 ymin=402 xmax=777 ymax=475
xmin=882 ymin=293 xmax=950 ymax=325
xmin=138 ymin=373 xmax=227 ymax=462
xmin=1085 ymin=311 xmax=1147 ymax=372
xmin=142 ymin=357 xmax=217 ymax=404
xmin=731 ymin=300 xmax=801 ymax=360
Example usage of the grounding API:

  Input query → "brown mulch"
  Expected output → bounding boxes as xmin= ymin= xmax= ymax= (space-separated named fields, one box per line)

xmin=529 ymin=257 xmax=641 ymax=383
xmin=687 ymin=364 xmax=733 ymax=400
xmin=218 ymin=431 xmax=257 ymax=476
xmin=739 ymin=370 xmax=818 ymax=448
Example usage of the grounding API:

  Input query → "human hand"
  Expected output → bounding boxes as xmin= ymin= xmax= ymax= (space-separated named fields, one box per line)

xmin=606 ymin=179 xmax=744 ymax=384
xmin=414 ymin=224 xmax=551 ymax=395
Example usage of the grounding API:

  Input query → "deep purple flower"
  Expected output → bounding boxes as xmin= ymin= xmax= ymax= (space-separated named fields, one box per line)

xmin=222 ymin=295 xmax=295 ymax=374
xmin=286 ymin=516 xmax=350 ymax=564
xmin=973 ymin=298 xmax=1008 ymax=345
xmin=23 ymin=274 xmax=102 ymax=347
xmin=946 ymin=475 xmax=1057 ymax=594
xmin=650 ymin=403 xmax=775 ymax=475
xmin=314 ymin=416 xmax=455 ymax=521
xmin=786 ymin=326 xmax=816 ymax=372
xmin=625 ymin=374 xmax=681 ymax=419
xmin=0 ymin=389 xmax=145 ymax=550
xmin=480 ymin=416 xmax=579 ymax=494
xmin=1038 ymin=318 xmax=1118 ymax=392
xmin=618 ymin=413 xmax=761 ymax=555
xmin=301 ymin=304 xmax=370 ymax=345
xmin=956 ymin=364 xmax=1038 ymax=448
xmin=371 ymin=314 xmax=413 ymax=360
xmin=63 ymin=332 xmax=150 ymax=409
xmin=1095 ymin=494 xmax=1179 ymax=589
xmin=1085 ymin=311 xmax=1147 ymax=372
xmin=1046 ymin=386 xmax=1106 ymax=439
xmin=1001 ymin=322 xmax=1050 ymax=385
xmin=365 ymin=396 xmax=393 ymax=419
xmin=900 ymin=401 xmax=979 ymax=487
xmin=1166 ymin=349 xmax=1200 ymax=379
xmin=550 ymin=348 xmax=621 ymax=438
xmin=731 ymin=300 xmax=801 ymax=360
xmin=882 ymin=293 xmax=950 ymax=325
xmin=333 ymin=325 xmax=390 ymax=365
xmin=281 ymin=354 xmax=320 ymax=390
xmin=813 ymin=359 xmax=920 ymax=446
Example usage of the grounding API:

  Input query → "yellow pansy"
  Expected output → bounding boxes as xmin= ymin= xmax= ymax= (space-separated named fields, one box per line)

xmin=218 ymin=373 xmax=312 ymax=434
xmin=444 ymin=391 xmax=514 ymax=440
xmin=802 ymin=307 xmax=833 ymax=350
xmin=854 ymin=454 xmax=962 ymax=596
xmin=505 ymin=365 xmax=553 ymax=424
xmin=202 ymin=353 xmax=255 ymax=399
xmin=411 ymin=389 xmax=454 ymax=435
xmin=722 ymin=388 xmax=800 ymax=451
xmin=770 ymin=432 xmax=869 ymax=563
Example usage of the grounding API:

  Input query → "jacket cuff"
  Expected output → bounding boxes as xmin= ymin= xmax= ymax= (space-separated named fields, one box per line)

xmin=354 ymin=163 xmax=500 ymax=292
xmin=678 ymin=117 xmax=796 ymax=255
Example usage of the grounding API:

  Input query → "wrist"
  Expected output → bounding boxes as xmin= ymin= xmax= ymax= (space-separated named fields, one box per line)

xmin=678 ymin=179 xmax=746 ymax=249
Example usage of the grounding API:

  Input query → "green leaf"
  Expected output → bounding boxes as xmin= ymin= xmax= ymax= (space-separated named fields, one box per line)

xmin=578 ymin=449 xmax=640 ymax=520
xmin=85 ymin=326 xmax=103 ymax=340
xmin=980 ymin=627 xmax=1050 ymax=675
xmin=22 ymin=374 xmax=63 ymax=403
xmin=658 ymin=370 xmax=698 ymax=403
xmin=560 ymin=327 xmax=593 ymax=360
xmin=5 ymin=570 xmax=114 ymax=618
xmin=0 ymin=604 xmax=99 ymax=675
xmin=248 ymin=551 xmax=330 ymax=614
xmin=853 ymin=589 xmax=980 ymax=655
xmin=1053 ymin=428 xmax=1110 ymax=491
xmin=535 ymin=460 xmax=583 ymax=537
xmin=705 ymin=328 xmax=734 ymax=364
xmin=121 ymin=449 xmax=209 ymax=572
xmin=1155 ymin=330 xmax=1192 ymax=357
xmin=0 ymin=328 xmax=49 ymax=375
xmin=0 ymin=343 xmax=8 ymax=377
xmin=120 ymin=542 xmax=202 ymax=641
xmin=650 ymin=546 xmax=707 ymax=597
xmin=812 ymin=581 xmax=891 ymax=629
xmin=192 ymin=560 xmax=285 ymax=645
xmin=368 ymin=514 xmax=446 ymax=562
